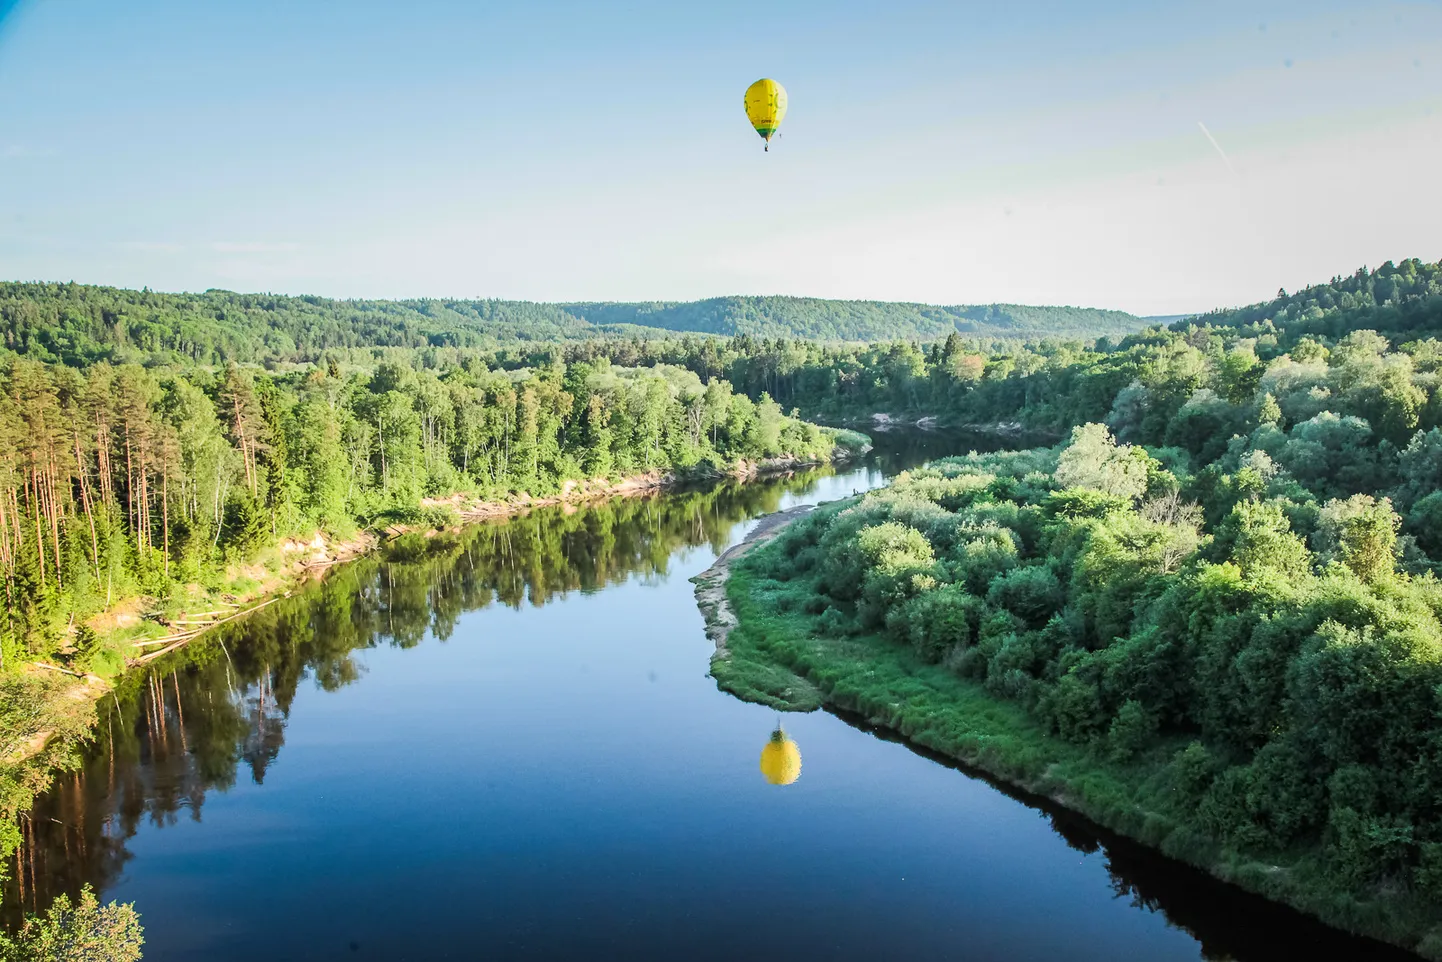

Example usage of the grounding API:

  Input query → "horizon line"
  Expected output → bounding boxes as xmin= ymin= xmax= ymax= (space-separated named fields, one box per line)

xmin=0 ymin=276 xmax=1212 ymax=319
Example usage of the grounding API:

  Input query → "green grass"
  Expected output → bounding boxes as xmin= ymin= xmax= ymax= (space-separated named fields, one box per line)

xmin=719 ymin=557 xmax=1104 ymax=788
xmin=710 ymin=649 xmax=822 ymax=711
xmin=827 ymin=427 xmax=874 ymax=456
xmin=715 ymin=539 xmax=1442 ymax=960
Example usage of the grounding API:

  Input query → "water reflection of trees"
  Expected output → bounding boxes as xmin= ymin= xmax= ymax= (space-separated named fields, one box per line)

xmin=12 ymin=430 xmax=1395 ymax=962
xmin=1 ymin=467 xmax=840 ymax=925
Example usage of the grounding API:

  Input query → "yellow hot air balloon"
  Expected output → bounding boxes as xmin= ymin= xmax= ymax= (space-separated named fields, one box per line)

xmin=744 ymin=78 xmax=788 ymax=151
xmin=759 ymin=725 xmax=802 ymax=785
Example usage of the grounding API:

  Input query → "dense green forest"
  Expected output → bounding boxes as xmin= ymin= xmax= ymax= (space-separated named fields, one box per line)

xmin=0 ymin=353 xmax=854 ymax=680
xmin=4 ymin=473 xmax=1311 ymax=959
xmin=2 ymin=255 xmax=1439 ymax=956
xmin=564 ymin=297 xmax=1146 ymax=341
xmin=0 ymin=282 xmax=1148 ymax=367
xmin=718 ymin=258 xmax=1442 ymax=955
xmin=558 ymin=259 xmax=1442 ymax=433
xmin=0 ymin=349 xmax=859 ymax=956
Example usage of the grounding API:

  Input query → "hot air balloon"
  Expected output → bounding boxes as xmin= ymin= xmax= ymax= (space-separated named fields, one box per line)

xmin=744 ymin=78 xmax=788 ymax=152
xmin=759 ymin=725 xmax=802 ymax=785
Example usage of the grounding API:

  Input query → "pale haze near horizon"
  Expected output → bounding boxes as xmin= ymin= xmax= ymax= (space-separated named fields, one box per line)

xmin=0 ymin=0 xmax=1436 ymax=318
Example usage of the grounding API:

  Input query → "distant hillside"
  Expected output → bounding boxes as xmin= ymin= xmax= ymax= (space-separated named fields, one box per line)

xmin=0 ymin=282 xmax=1147 ymax=367
xmin=1173 ymin=258 xmax=1442 ymax=347
xmin=565 ymin=297 xmax=1146 ymax=341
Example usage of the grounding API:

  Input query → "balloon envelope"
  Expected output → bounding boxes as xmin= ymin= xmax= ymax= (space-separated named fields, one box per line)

xmin=744 ymin=78 xmax=788 ymax=144
xmin=759 ymin=727 xmax=802 ymax=785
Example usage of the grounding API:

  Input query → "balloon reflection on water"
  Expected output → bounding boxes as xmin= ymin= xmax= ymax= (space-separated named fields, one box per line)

xmin=759 ymin=724 xmax=801 ymax=786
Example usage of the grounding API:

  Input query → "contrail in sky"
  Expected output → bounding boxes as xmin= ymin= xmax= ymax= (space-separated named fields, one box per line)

xmin=1197 ymin=121 xmax=1237 ymax=175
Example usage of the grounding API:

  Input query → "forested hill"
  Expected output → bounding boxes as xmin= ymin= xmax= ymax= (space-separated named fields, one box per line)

xmin=563 ymin=297 xmax=1145 ymax=341
xmin=0 ymin=281 xmax=1147 ymax=367
xmin=1177 ymin=257 xmax=1442 ymax=346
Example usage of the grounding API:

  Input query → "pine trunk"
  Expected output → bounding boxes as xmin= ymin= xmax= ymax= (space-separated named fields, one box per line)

xmin=74 ymin=431 xmax=100 ymax=579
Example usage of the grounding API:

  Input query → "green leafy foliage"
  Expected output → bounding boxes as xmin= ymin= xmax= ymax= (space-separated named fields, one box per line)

xmin=0 ymin=283 xmax=1148 ymax=367
xmin=721 ymin=394 xmax=1442 ymax=954
xmin=0 ymin=354 xmax=845 ymax=676
xmin=0 ymin=887 xmax=142 ymax=962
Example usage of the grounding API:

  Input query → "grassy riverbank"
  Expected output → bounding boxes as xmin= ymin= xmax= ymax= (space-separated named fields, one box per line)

xmin=703 ymin=435 xmax=1442 ymax=959
xmin=716 ymin=544 xmax=1440 ymax=959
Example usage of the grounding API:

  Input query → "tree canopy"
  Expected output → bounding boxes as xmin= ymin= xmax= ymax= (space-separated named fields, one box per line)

xmin=0 ymin=282 xmax=1149 ymax=368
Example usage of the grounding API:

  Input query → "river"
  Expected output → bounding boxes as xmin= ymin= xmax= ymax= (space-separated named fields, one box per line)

xmin=1 ymin=429 xmax=1417 ymax=961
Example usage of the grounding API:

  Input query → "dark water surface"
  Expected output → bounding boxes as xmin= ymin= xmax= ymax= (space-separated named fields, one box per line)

xmin=4 ymin=430 xmax=1417 ymax=961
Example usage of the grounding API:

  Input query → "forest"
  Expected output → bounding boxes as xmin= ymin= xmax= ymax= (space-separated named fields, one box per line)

xmin=2 ymin=256 xmax=1436 ymax=710
xmin=0 ymin=282 xmax=1148 ymax=368
xmin=0 ymin=354 xmax=853 ymax=677
xmin=3 ymin=470 xmax=1302 ymax=960
xmin=2 ymin=255 xmax=1440 ymax=956
xmin=0 ymin=346 xmax=862 ymax=959
xmin=557 ymin=259 xmax=1442 ymax=435
xmin=719 ymin=258 xmax=1442 ymax=955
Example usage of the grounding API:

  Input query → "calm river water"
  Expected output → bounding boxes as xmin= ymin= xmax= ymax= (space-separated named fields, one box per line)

xmin=2 ymin=430 xmax=1417 ymax=961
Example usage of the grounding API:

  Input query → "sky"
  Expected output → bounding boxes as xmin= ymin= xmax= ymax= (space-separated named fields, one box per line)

xmin=0 ymin=0 xmax=1437 ymax=316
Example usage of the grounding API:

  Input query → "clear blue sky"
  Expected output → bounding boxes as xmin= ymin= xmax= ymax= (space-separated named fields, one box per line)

xmin=0 ymin=0 xmax=1437 ymax=314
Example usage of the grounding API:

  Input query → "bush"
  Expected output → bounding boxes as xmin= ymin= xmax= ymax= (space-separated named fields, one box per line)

xmin=420 ymin=504 xmax=461 ymax=530
xmin=1406 ymin=491 xmax=1442 ymax=560
xmin=1165 ymin=741 xmax=1220 ymax=800
xmin=1041 ymin=673 xmax=1107 ymax=742
xmin=856 ymin=522 xmax=934 ymax=575
xmin=815 ymin=606 xmax=853 ymax=638
xmin=1328 ymin=807 xmax=1414 ymax=886
xmin=1106 ymin=699 xmax=1156 ymax=762
xmin=0 ymin=886 xmax=144 ymax=962
xmin=882 ymin=582 xmax=973 ymax=660
xmin=1417 ymin=842 xmax=1442 ymax=898
xmin=801 ymin=593 xmax=829 ymax=615
xmin=950 ymin=529 xmax=1019 ymax=594
xmin=986 ymin=565 xmax=1064 ymax=627
xmin=87 ymin=648 xmax=125 ymax=680
xmin=987 ymin=667 xmax=1034 ymax=701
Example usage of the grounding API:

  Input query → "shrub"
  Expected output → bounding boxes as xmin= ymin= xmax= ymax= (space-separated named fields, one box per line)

xmin=856 ymin=522 xmax=934 ymax=575
xmin=1406 ymin=491 xmax=1442 ymax=560
xmin=1106 ymin=699 xmax=1156 ymax=762
xmin=901 ymin=583 xmax=976 ymax=662
xmin=1328 ymin=807 xmax=1415 ymax=886
xmin=950 ymin=529 xmax=1019 ymax=594
xmin=1041 ymin=673 xmax=1107 ymax=742
xmin=1417 ymin=842 xmax=1442 ymax=898
xmin=1165 ymin=741 xmax=1220 ymax=800
xmin=986 ymin=565 xmax=1065 ymax=627
xmin=815 ymin=606 xmax=853 ymax=638
xmin=87 ymin=648 xmax=125 ymax=680
xmin=0 ymin=887 xmax=144 ymax=962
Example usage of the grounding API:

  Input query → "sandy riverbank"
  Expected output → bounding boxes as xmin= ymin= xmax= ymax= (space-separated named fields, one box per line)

xmin=691 ymin=504 xmax=816 ymax=661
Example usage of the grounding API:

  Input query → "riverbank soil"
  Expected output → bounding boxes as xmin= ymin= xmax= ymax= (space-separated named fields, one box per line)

xmin=692 ymin=505 xmax=824 ymax=712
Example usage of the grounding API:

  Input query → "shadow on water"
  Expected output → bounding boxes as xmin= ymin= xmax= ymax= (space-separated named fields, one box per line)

xmin=826 ymin=706 xmax=1419 ymax=962
xmin=0 ymin=428 xmax=1420 ymax=961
